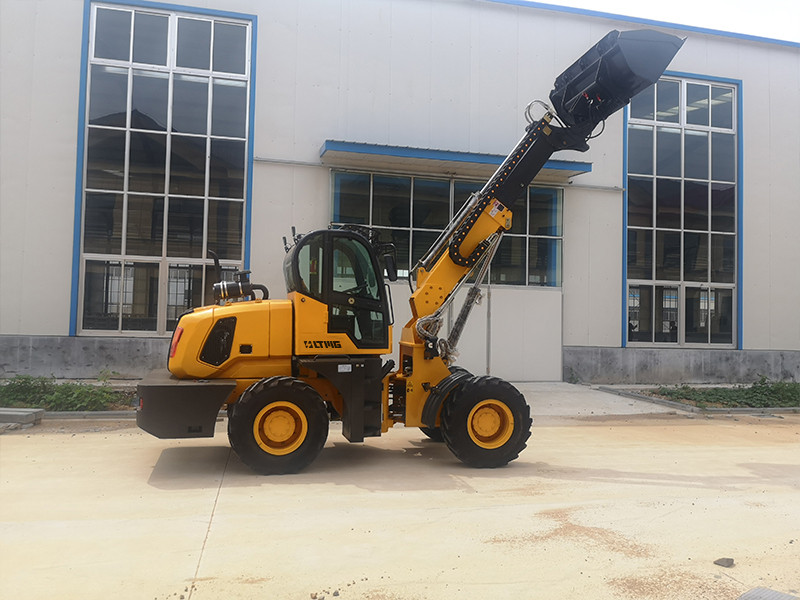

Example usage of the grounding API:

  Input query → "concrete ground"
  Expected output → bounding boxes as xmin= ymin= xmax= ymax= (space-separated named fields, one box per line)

xmin=1 ymin=383 xmax=799 ymax=600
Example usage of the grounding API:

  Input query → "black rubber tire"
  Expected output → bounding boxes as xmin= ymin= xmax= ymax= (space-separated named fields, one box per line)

xmin=228 ymin=377 xmax=329 ymax=475
xmin=441 ymin=376 xmax=532 ymax=468
xmin=419 ymin=426 xmax=444 ymax=442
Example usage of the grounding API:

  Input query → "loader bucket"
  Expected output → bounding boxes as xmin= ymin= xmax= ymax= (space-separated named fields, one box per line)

xmin=549 ymin=29 xmax=684 ymax=130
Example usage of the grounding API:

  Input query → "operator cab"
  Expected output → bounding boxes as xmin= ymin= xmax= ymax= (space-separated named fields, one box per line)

xmin=284 ymin=229 xmax=393 ymax=350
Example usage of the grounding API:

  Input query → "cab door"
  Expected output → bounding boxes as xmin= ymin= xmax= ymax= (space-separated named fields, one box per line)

xmin=285 ymin=229 xmax=392 ymax=352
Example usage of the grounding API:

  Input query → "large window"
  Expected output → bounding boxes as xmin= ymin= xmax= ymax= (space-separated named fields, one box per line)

xmin=78 ymin=3 xmax=252 ymax=333
xmin=332 ymin=171 xmax=562 ymax=286
xmin=626 ymin=78 xmax=737 ymax=346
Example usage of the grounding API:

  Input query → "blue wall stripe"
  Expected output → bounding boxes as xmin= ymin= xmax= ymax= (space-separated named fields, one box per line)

xmin=736 ymin=81 xmax=744 ymax=350
xmin=321 ymin=140 xmax=592 ymax=174
xmin=244 ymin=15 xmax=257 ymax=271
xmin=485 ymin=0 xmax=800 ymax=49
xmin=70 ymin=0 xmax=93 ymax=337
xmin=621 ymin=107 xmax=629 ymax=347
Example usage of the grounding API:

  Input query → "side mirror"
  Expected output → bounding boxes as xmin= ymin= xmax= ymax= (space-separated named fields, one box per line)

xmin=383 ymin=253 xmax=398 ymax=282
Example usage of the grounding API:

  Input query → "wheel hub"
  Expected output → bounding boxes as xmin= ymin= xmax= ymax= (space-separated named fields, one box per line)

xmin=467 ymin=400 xmax=514 ymax=449
xmin=253 ymin=401 xmax=308 ymax=455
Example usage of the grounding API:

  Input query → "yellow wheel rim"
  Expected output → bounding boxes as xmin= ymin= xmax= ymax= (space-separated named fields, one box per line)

xmin=467 ymin=400 xmax=514 ymax=449
xmin=253 ymin=401 xmax=308 ymax=456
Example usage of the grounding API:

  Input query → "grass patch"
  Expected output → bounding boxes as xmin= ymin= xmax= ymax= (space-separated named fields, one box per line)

xmin=654 ymin=377 xmax=800 ymax=409
xmin=0 ymin=375 xmax=135 ymax=412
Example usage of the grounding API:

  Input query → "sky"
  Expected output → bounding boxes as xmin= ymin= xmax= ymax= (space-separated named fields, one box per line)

xmin=531 ymin=0 xmax=800 ymax=44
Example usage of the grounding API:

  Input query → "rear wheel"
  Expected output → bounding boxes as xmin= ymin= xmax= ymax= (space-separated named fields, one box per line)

xmin=441 ymin=376 xmax=531 ymax=468
xmin=228 ymin=377 xmax=329 ymax=474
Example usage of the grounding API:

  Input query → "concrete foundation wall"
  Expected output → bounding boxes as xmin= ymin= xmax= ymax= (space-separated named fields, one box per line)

xmin=563 ymin=346 xmax=800 ymax=385
xmin=0 ymin=336 xmax=167 ymax=380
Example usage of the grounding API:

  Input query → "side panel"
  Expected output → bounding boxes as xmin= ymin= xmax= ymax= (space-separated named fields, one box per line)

xmin=169 ymin=300 xmax=293 ymax=380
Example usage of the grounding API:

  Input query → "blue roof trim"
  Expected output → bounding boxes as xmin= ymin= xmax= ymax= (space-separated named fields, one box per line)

xmin=486 ymin=0 xmax=800 ymax=49
xmin=320 ymin=140 xmax=592 ymax=174
xmin=93 ymin=0 xmax=255 ymax=20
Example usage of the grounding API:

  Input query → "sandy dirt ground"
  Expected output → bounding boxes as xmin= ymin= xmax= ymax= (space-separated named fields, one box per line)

xmin=1 ymin=411 xmax=799 ymax=600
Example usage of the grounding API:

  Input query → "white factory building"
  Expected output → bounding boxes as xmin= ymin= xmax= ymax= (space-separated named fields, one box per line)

xmin=1 ymin=0 xmax=799 ymax=383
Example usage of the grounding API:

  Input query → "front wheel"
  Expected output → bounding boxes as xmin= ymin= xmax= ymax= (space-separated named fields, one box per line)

xmin=228 ymin=377 xmax=329 ymax=474
xmin=441 ymin=376 xmax=531 ymax=468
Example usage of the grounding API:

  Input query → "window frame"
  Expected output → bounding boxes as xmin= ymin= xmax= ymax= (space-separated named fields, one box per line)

xmin=72 ymin=1 xmax=256 ymax=336
xmin=330 ymin=169 xmax=563 ymax=288
xmin=624 ymin=75 xmax=741 ymax=348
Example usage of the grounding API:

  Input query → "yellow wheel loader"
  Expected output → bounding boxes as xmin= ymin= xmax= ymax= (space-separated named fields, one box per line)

xmin=137 ymin=29 xmax=683 ymax=474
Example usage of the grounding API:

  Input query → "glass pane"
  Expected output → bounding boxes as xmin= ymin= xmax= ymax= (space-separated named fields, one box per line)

xmin=167 ymin=264 xmax=203 ymax=329
xmin=712 ymin=132 xmax=736 ymax=182
xmin=89 ymin=65 xmax=128 ymax=126
xmin=711 ymin=183 xmax=736 ymax=232
xmin=685 ymin=287 xmax=709 ymax=343
xmin=684 ymin=181 xmax=709 ymax=231
xmin=133 ymin=12 xmax=168 ymax=65
xmin=332 ymin=238 xmax=380 ymax=300
xmin=177 ymin=18 xmax=211 ymax=70
xmin=384 ymin=229 xmax=409 ymax=276
xmin=411 ymin=230 xmax=441 ymax=268
xmin=630 ymin=84 xmax=654 ymax=120
xmin=126 ymin=195 xmax=164 ymax=256
xmin=686 ymin=83 xmax=709 ymax=126
xmin=656 ymin=178 xmax=681 ymax=229
xmin=122 ymin=262 xmax=159 ymax=331
xmin=684 ymin=130 xmax=708 ymax=180
xmin=413 ymin=178 xmax=450 ymax=229
xmin=83 ymin=260 xmax=122 ymax=330
xmin=627 ymin=229 xmax=652 ymax=280
xmin=170 ymin=135 xmax=207 ymax=196
xmin=529 ymin=238 xmax=561 ymax=287
xmin=684 ymin=232 xmax=709 ymax=282
xmin=172 ymin=75 xmax=209 ymax=134
xmin=209 ymin=139 xmax=245 ymax=198
xmin=168 ymin=198 xmax=205 ymax=257
xmin=212 ymin=79 xmax=247 ymax=138
xmin=711 ymin=234 xmax=735 ymax=283
xmin=627 ymin=176 xmax=653 ymax=228
xmin=131 ymin=70 xmax=168 ymax=130
xmin=454 ymin=180 xmax=483 ymax=213
xmin=95 ymin=8 xmax=131 ymax=61
xmin=333 ymin=172 xmax=369 ymax=224
xmin=656 ymin=127 xmax=681 ymax=177
xmin=656 ymin=79 xmax=679 ymax=122
xmin=296 ymin=237 xmax=324 ymax=298
xmin=655 ymin=230 xmax=680 ymax=280
xmin=628 ymin=125 xmax=653 ymax=175
xmin=128 ymin=132 xmax=166 ymax=193
xmin=654 ymin=286 xmax=679 ymax=342
xmin=529 ymin=189 xmax=562 ymax=236
xmin=213 ymin=22 xmax=247 ymax=74
xmin=628 ymin=285 xmax=652 ymax=342
xmin=84 ymin=193 xmax=123 ymax=254
xmin=86 ymin=128 xmax=126 ymax=191
xmin=711 ymin=86 xmax=734 ymax=129
xmin=208 ymin=199 xmax=243 ymax=260
xmin=373 ymin=175 xmax=410 ymax=228
xmin=490 ymin=236 xmax=525 ymax=285
xmin=710 ymin=288 xmax=733 ymax=344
